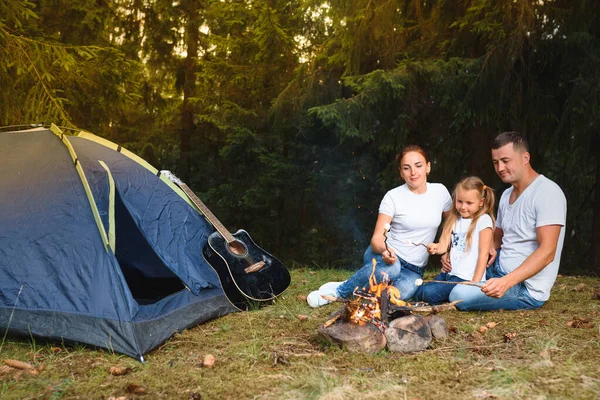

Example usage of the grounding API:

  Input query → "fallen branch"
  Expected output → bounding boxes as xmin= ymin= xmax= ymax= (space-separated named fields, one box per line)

xmin=428 ymin=343 xmax=507 ymax=353
xmin=3 ymin=359 xmax=35 ymax=370
xmin=280 ymin=352 xmax=324 ymax=357
xmin=0 ymin=365 xmax=15 ymax=375
xmin=2 ymin=359 xmax=39 ymax=376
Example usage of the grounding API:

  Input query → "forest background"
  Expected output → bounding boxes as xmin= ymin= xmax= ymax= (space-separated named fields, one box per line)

xmin=1 ymin=0 xmax=599 ymax=275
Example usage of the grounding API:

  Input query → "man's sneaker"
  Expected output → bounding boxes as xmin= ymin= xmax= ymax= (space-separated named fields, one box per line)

xmin=306 ymin=281 xmax=344 ymax=308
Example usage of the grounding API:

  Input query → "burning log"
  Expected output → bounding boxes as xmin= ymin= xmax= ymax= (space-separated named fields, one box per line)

xmin=323 ymin=312 xmax=341 ymax=328
xmin=380 ymin=287 xmax=390 ymax=323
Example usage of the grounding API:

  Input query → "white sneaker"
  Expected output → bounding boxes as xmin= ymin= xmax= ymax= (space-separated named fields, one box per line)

xmin=306 ymin=290 xmax=331 ymax=307
xmin=306 ymin=281 xmax=344 ymax=308
xmin=319 ymin=281 xmax=344 ymax=292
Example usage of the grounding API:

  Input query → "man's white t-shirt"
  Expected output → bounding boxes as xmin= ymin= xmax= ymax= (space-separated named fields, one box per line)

xmin=379 ymin=183 xmax=452 ymax=267
xmin=496 ymin=175 xmax=567 ymax=301
xmin=449 ymin=214 xmax=494 ymax=281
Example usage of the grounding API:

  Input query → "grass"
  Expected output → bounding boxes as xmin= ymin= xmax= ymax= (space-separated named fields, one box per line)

xmin=1 ymin=269 xmax=599 ymax=399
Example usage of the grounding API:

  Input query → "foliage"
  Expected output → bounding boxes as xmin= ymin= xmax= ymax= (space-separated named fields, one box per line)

xmin=1 ymin=0 xmax=599 ymax=274
xmin=0 ymin=0 xmax=141 ymax=128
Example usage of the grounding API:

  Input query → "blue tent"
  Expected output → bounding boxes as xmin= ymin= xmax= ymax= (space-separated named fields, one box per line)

xmin=0 ymin=125 xmax=237 ymax=361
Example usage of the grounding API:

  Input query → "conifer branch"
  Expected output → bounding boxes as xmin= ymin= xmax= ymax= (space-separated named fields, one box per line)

xmin=11 ymin=32 xmax=73 ymax=126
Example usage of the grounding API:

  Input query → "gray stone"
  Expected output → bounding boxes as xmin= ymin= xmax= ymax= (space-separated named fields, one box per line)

xmin=385 ymin=315 xmax=432 ymax=353
xmin=426 ymin=315 xmax=449 ymax=341
xmin=319 ymin=322 xmax=387 ymax=354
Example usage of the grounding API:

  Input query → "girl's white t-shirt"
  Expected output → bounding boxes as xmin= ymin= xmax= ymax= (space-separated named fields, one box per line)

xmin=379 ymin=183 xmax=452 ymax=267
xmin=449 ymin=214 xmax=494 ymax=281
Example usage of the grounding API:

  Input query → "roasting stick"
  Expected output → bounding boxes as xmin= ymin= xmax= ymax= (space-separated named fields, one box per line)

xmin=384 ymin=224 xmax=427 ymax=250
xmin=400 ymin=239 xmax=427 ymax=248
xmin=414 ymin=278 xmax=484 ymax=288
xmin=383 ymin=223 xmax=391 ymax=255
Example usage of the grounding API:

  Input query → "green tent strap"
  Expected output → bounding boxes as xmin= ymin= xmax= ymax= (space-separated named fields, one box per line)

xmin=98 ymin=161 xmax=116 ymax=251
xmin=49 ymin=124 xmax=110 ymax=251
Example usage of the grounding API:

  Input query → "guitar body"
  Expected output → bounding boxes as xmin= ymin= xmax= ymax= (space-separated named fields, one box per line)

xmin=202 ymin=229 xmax=291 ymax=310
xmin=159 ymin=170 xmax=290 ymax=311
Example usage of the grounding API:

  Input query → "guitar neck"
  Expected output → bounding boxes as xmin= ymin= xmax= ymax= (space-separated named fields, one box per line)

xmin=179 ymin=183 xmax=235 ymax=243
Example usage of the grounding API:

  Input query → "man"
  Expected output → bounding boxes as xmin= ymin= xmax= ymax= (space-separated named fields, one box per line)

xmin=447 ymin=132 xmax=567 ymax=310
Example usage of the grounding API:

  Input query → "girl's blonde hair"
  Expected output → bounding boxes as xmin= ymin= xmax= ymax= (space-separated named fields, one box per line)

xmin=440 ymin=176 xmax=496 ymax=251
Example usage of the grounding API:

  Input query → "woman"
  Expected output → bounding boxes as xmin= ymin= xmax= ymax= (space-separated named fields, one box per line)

xmin=307 ymin=145 xmax=452 ymax=307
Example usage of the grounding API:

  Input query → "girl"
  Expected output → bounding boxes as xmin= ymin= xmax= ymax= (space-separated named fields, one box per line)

xmin=412 ymin=176 xmax=495 ymax=305
xmin=307 ymin=145 xmax=452 ymax=307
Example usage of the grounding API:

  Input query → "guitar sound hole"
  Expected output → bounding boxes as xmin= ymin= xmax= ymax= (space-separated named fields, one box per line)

xmin=227 ymin=240 xmax=247 ymax=256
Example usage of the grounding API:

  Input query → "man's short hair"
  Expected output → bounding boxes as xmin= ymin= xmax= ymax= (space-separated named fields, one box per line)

xmin=492 ymin=131 xmax=529 ymax=153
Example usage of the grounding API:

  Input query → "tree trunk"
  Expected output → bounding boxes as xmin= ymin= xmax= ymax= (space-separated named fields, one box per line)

xmin=179 ymin=1 xmax=199 ymax=183
xmin=590 ymin=152 xmax=600 ymax=276
xmin=275 ymin=143 xmax=288 ymax=257
xmin=467 ymin=125 xmax=496 ymax=186
xmin=464 ymin=125 xmax=501 ymax=188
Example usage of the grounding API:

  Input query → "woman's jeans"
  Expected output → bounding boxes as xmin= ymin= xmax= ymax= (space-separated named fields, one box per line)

xmin=412 ymin=272 xmax=466 ymax=305
xmin=448 ymin=254 xmax=545 ymax=311
xmin=336 ymin=246 xmax=423 ymax=300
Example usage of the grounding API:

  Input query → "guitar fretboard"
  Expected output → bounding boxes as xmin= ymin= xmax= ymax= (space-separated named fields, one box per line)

xmin=179 ymin=184 xmax=235 ymax=243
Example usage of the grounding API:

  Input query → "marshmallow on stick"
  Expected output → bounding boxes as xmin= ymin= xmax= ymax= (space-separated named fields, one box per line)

xmin=415 ymin=279 xmax=483 ymax=287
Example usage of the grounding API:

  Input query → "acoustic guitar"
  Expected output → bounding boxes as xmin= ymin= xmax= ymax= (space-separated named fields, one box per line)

xmin=162 ymin=170 xmax=291 ymax=310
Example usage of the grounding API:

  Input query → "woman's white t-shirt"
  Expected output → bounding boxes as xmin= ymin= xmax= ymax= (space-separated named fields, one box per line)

xmin=379 ymin=183 xmax=452 ymax=267
xmin=449 ymin=214 xmax=494 ymax=281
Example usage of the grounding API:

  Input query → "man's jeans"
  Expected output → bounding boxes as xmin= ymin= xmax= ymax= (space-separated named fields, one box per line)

xmin=336 ymin=246 xmax=423 ymax=300
xmin=448 ymin=255 xmax=545 ymax=311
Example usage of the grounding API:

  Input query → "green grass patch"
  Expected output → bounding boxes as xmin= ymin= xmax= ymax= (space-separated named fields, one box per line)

xmin=1 ymin=270 xmax=599 ymax=399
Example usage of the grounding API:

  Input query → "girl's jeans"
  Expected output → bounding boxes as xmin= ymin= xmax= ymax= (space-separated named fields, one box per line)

xmin=412 ymin=272 xmax=467 ymax=305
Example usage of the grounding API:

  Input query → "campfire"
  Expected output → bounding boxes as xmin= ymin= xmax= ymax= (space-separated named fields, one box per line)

xmin=322 ymin=259 xmax=408 ymax=329
xmin=318 ymin=259 xmax=460 ymax=354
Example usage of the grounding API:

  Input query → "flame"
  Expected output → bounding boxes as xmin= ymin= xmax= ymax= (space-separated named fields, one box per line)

xmin=347 ymin=258 xmax=407 ymax=327
xmin=367 ymin=258 xmax=406 ymax=306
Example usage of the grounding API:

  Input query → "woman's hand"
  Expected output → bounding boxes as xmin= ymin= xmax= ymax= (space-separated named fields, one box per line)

xmin=382 ymin=247 xmax=397 ymax=265
xmin=427 ymin=243 xmax=440 ymax=255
